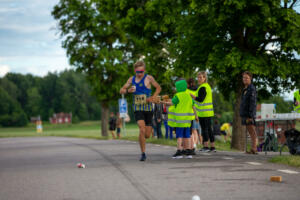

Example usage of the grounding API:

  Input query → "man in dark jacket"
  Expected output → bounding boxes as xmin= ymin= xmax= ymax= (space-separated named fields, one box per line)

xmin=240 ymin=71 xmax=257 ymax=154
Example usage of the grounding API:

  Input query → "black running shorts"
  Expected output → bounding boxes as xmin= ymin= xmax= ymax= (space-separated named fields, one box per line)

xmin=134 ymin=111 xmax=153 ymax=126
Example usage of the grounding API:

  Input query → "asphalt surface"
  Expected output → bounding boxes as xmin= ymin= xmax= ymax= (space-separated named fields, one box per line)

xmin=0 ymin=137 xmax=299 ymax=200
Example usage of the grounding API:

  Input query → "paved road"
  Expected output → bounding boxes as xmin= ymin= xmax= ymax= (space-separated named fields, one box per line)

xmin=0 ymin=137 xmax=299 ymax=200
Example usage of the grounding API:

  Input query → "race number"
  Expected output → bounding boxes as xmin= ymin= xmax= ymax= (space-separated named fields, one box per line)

xmin=134 ymin=94 xmax=147 ymax=105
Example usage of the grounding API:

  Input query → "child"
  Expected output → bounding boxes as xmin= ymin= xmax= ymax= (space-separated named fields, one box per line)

xmin=116 ymin=112 xmax=122 ymax=139
xmin=163 ymin=79 xmax=198 ymax=159
xmin=109 ymin=112 xmax=117 ymax=139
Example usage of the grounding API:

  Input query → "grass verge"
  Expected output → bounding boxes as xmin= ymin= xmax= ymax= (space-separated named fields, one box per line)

xmin=269 ymin=155 xmax=300 ymax=168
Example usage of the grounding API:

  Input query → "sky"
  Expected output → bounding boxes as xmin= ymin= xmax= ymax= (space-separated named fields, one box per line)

xmin=0 ymin=1 xmax=298 ymax=100
xmin=0 ymin=0 xmax=70 ymax=77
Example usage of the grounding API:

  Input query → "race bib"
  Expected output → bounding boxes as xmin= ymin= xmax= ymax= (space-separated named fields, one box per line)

xmin=134 ymin=94 xmax=147 ymax=105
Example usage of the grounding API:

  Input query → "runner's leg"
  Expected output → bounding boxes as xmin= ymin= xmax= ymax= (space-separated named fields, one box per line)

xmin=137 ymin=120 xmax=146 ymax=153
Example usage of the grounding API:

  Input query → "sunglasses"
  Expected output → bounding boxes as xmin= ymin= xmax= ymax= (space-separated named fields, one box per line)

xmin=135 ymin=70 xmax=144 ymax=74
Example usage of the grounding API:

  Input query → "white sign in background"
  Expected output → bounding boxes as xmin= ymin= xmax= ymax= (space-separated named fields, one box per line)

xmin=119 ymin=98 xmax=127 ymax=118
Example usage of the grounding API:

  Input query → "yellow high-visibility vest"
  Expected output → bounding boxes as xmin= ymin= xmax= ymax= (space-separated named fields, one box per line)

xmin=167 ymin=105 xmax=177 ymax=128
xmin=194 ymin=83 xmax=214 ymax=117
xmin=171 ymin=91 xmax=195 ymax=127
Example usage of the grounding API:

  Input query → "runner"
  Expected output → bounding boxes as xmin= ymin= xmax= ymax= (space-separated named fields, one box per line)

xmin=120 ymin=60 xmax=161 ymax=161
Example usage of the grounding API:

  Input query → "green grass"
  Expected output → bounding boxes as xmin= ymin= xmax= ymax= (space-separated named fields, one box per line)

xmin=0 ymin=121 xmax=139 ymax=139
xmin=1 ymin=120 xmax=299 ymax=153
xmin=269 ymin=155 xmax=300 ymax=168
xmin=0 ymin=121 xmax=236 ymax=151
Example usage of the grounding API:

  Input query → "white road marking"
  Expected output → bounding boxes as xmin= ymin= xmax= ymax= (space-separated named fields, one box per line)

xmin=222 ymin=157 xmax=234 ymax=160
xmin=278 ymin=169 xmax=299 ymax=174
xmin=155 ymin=145 xmax=161 ymax=147
xmin=202 ymin=153 xmax=211 ymax=156
xmin=246 ymin=162 xmax=262 ymax=166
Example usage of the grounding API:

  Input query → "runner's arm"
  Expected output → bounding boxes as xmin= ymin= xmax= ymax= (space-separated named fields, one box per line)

xmin=148 ymin=75 xmax=161 ymax=101
xmin=120 ymin=77 xmax=133 ymax=94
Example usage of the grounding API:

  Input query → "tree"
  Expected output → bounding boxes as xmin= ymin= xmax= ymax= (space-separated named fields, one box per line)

xmin=39 ymin=72 xmax=59 ymax=120
xmin=0 ymin=87 xmax=28 ymax=127
xmin=121 ymin=0 xmax=300 ymax=149
xmin=0 ymin=77 xmax=20 ymax=100
xmin=108 ymin=0 xmax=300 ymax=150
xmin=52 ymin=0 xmax=300 ymax=146
xmin=25 ymin=87 xmax=42 ymax=119
xmin=52 ymin=0 xmax=132 ymax=136
xmin=177 ymin=0 xmax=300 ymax=150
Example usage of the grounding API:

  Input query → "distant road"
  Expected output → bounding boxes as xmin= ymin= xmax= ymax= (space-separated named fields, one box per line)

xmin=0 ymin=137 xmax=299 ymax=200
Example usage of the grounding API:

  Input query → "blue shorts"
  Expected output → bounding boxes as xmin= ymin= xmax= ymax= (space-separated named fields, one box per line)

xmin=176 ymin=127 xmax=191 ymax=138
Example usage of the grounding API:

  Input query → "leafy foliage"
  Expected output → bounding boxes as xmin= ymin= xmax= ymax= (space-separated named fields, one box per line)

xmin=0 ymin=70 xmax=101 ymax=126
xmin=51 ymin=0 xmax=300 ymax=146
xmin=0 ymin=87 xmax=28 ymax=127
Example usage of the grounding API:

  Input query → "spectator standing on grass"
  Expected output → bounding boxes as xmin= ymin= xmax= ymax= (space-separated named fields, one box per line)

xmin=153 ymin=101 xmax=163 ymax=138
xmin=213 ymin=119 xmax=221 ymax=137
xmin=109 ymin=112 xmax=117 ymax=139
xmin=152 ymin=106 xmax=157 ymax=138
xmin=163 ymin=79 xmax=198 ymax=159
xmin=116 ymin=112 xmax=122 ymax=139
xmin=191 ymin=71 xmax=215 ymax=153
xmin=240 ymin=71 xmax=258 ymax=154
xmin=162 ymin=103 xmax=170 ymax=139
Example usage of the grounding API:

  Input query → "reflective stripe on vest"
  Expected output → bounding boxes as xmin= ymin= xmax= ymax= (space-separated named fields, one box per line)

xmin=294 ymin=90 xmax=300 ymax=113
xmin=168 ymin=112 xmax=195 ymax=116
xmin=195 ymin=83 xmax=214 ymax=117
xmin=167 ymin=105 xmax=177 ymax=127
xmin=168 ymin=119 xmax=192 ymax=124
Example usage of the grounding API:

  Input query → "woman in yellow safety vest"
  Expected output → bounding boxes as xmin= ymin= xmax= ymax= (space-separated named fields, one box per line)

xmin=191 ymin=71 xmax=215 ymax=152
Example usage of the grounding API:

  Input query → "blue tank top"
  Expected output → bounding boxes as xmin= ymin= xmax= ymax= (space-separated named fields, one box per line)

xmin=132 ymin=74 xmax=153 ymax=112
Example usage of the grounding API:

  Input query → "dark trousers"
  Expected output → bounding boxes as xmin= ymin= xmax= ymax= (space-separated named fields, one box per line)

xmin=156 ymin=122 xmax=162 ymax=138
xmin=199 ymin=117 xmax=214 ymax=143
xmin=163 ymin=120 xmax=170 ymax=139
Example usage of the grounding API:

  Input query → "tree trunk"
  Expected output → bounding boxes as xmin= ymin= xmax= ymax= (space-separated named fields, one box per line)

xmin=100 ymin=101 xmax=109 ymax=137
xmin=231 ymin=75 xmax=246 ymax=150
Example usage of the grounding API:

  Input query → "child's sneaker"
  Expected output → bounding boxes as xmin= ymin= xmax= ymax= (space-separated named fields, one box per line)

xmin=210 ymin=147 xmax=216 ymax=152
xmin=190 ymin=148 xmax=196 ymax=155
xmin=185 ymin=149 xmax=193 ymax=159
xmin=172 ymin=150 xmax=183 ymax=159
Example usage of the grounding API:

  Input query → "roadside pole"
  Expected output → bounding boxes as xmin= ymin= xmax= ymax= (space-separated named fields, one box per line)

xmin=119 ymin=95 xmax=127 ymax=136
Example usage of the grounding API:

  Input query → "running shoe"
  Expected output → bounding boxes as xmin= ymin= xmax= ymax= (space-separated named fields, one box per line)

xmin=210 ymin=147 xmax=216 ymax=152
xmin=185 ymin=149 xmax=193 ymax=159
xmin=140 ymin=153 xmax=147 ymax=161
xmin=172 ymin=150 xmax=183 ymax=159
xmin=190 ymin=148 xmax=196 ymax=155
